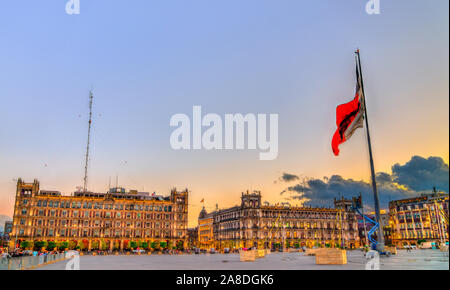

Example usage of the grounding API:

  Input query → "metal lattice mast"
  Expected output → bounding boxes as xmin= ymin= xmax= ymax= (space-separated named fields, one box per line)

xmin=83 ymin=90 xmax=93 ymax=192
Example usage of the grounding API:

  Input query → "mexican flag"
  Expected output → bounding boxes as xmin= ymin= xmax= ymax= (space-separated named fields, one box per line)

xmin=332 ymin=64 xmax=365 ymax=156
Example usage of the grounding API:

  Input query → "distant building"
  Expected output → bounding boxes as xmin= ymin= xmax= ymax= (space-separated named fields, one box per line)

xmin=10 ymin=178 xmax=189 ymax=251
xmin=1 ymin=221 xmax=13 ymax=248
xmin=186 ymin=227 xmax=198 ymax=249
xmin=198 ymin=208 xmax=214 ymax=249
xmin=198 ymin=191 xmax=360 ymax=250
xmin=389 ymin=191 xmax=449 ymax=246
xmin=4 ymin=221 xmax=13 ymax=237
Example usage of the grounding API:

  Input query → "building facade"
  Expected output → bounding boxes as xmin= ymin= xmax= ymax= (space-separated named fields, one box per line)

xmin=389 ymin=192 xmax=449 ymax=246
xmin=10 ymin=179 xmax=188 ymax=251
xmin=198 ymin=208 xmax=214 ymax=249
xmin=186 ymin=227 xmax=198 ymax=249
xmin=198 ymin=191 xmax=360 ymax=250
xmin=1 ymin=221 xmax=13 ymax=249
xmin=4 ymin=221 xmax=13 ymax=237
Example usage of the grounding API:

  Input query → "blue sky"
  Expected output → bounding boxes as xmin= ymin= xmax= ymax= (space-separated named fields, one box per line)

xmin=0 ymin=1 xmax=448 ymax=224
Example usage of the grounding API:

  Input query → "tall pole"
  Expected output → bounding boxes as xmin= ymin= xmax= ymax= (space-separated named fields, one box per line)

xmin=356 ymin=50 xmax=385 ymax=251
xmin=83 ymin=90 xmax=94 ymax=193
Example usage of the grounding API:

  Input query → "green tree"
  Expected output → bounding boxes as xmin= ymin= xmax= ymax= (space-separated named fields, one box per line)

xmin=34 ymin=241 xmax=46 ymax=251
xmin=100 ymin=241 xmax=108 ymax=251
xmin=139 ymin=241 xmax=148 ymax=249
xmin=151 ymin=241 xmax=159 ymax=250
xmin=130 ymin=241 xmax=138 ymax=249
xmin=160 ymin=241 xmax=167 ymax=249
xmin=20 ymin=241 xmax=31 ymax=249
xmin=68 ymin=240 xmax=77 ymax=250
xmin=91 ymin=241 xmax=99 ymax=250
xmin=58 ymin=241 xmax=69 ymax=251
xmin=47 ymin=241 xmax=57 ymax=251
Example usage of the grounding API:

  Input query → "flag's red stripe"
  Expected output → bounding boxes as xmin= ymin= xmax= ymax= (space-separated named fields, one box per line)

xmin=332 ymin=92 xmax=361 ymax=156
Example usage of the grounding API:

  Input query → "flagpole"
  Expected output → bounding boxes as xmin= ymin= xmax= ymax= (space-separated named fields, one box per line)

xmin=355 ymin=49 xmax=385 ymax=251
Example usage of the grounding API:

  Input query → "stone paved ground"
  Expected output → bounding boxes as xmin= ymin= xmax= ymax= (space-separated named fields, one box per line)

xmin=37 ymin=249 xmax=449 ymax=270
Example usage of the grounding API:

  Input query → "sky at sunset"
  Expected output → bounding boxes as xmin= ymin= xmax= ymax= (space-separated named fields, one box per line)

xmin=0 ymin=0 xmax=448 ymax=227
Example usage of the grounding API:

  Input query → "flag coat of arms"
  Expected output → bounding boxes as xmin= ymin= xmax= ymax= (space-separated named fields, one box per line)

xmin=332 ymin=64 xmax=366 ymax=156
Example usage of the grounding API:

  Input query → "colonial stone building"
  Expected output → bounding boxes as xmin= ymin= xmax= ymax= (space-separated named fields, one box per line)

xmin=198 ymin=208 xmax=214 ymax=249
xmin=389 ymin=191 xmax=449 ymax=246
xmin=198 ymin=191 xmax=360 ymax=250
xmin=10 ymin=179 xmax=188 ymax=251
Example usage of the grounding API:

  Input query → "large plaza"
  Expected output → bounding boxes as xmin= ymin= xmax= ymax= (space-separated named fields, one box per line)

xmin=37 ymin=250 xmax=449 ymax=270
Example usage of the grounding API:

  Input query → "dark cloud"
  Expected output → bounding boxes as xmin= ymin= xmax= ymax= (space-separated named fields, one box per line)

xmin=391 ymin=156 xmax=449 ymax=192
xmin=280 ymin=173 xmax=300 ymax=182
xmin=376 ymin=172 xmax=392 ymax=184
xmin=279 ymin=156 xmax=448 ymax=209
xmin=282 ymin=175 xmax=414 ymax=209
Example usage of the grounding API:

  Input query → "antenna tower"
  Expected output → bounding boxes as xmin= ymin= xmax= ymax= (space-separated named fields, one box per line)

xmin=83 ymin=90 xmax=94 ymax=192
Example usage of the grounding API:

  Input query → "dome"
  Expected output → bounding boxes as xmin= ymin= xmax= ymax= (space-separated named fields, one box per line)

xmin=199 ymin=207 xmax=207 ymax=219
